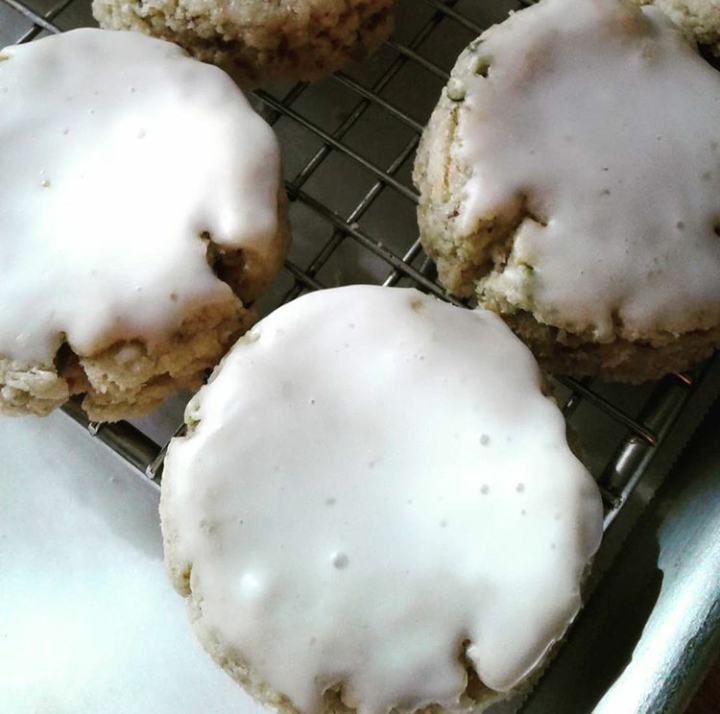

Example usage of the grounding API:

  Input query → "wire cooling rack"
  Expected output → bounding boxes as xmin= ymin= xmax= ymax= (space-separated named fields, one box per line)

xmin=3 ymin=1 xmax=718 ymax=532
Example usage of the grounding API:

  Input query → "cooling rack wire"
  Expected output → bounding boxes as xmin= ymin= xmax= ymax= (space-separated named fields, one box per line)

xmin=1 ymin=0 xmax=716 ymax=537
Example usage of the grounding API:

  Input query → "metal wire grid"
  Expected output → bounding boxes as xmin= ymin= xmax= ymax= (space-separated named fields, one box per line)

xmin=2 ymin=0 xmax=714 ymax=531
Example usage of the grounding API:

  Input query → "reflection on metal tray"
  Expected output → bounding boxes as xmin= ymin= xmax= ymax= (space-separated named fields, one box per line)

xmin=2 ymin=0 xmax=719 ymax=711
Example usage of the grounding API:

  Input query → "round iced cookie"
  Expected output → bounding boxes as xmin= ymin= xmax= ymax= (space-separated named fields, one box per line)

xmin=0 ymin=29 xmax=289 ymax=421
xmin=92 ymin=0 xmax=396 ymax=87
xmin=634 ymin=0 xmax=720 ymax=55
xmin=414 ymin=0 xmax=720 ymax=382
xmin=160 ymin=285 xmax=603 ymax=714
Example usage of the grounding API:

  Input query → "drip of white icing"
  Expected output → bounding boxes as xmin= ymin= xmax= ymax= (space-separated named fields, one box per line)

xmin=162 ymin=286 xmax=603 ymax=714
xmin=0 ymin=29 xmax=281 ymax=364
xmin=456 ymin=0 xmax=720 ymax=341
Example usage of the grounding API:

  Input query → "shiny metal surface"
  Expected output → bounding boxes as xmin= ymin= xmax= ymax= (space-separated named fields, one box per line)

xmin=595 ymin=405 xmax=720 ymax=714
xmin=2 ymin=0 xmax=720 ymax=711
xmin=518 ymin=359 xmax=720 ymax=714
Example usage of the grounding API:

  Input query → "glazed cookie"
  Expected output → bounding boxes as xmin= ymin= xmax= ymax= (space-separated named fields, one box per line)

xmin=0 ymin=29 xmax=289 ymax=421
xmin=92 ymin=0 xmax=396 ymax=86
xmin=161 ymin=286 xmax=603 ymax=714
xmin=634 ymin=0 xmax=720 ymax=55
xmin=414 ymin=0 xmax=720 ymax=382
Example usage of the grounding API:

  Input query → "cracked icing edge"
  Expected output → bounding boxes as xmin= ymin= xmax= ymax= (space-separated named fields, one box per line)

xmin=415 ymin=0 xmax=720 ymax=349
xmin=0 ymin=29 xmax=288 ymax=417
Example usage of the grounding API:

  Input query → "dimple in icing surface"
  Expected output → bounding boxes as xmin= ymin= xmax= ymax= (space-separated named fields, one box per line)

xmin=456 ymin=0 xmax=720 ymax=342
xmin=161 ymin=286 xmax=603 ymax=714
xmin=0 ymin=29 xmax=281 ymax=365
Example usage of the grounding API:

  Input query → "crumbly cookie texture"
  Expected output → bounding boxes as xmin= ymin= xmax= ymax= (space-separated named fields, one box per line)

xmin=161 ymin=285 xmax=603 ymax=714
xmin=92 ymin=0 xmax=395 ymax=87
xmin=414 ymin=0 xmax=720 ymax=382
xmin=633 ymin=0 xmax=720 ymax=55
xmin=0 ymin=29 xmax=288 ymax=421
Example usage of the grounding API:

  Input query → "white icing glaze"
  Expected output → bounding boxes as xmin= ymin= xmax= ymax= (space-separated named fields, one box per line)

xmin=162 ymin=286 xmax=603 ymax=714
xmin=0 ymin=29 xmax=281 ymax=364
xmin=456 ymin=0 xmax=720 ymax=341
